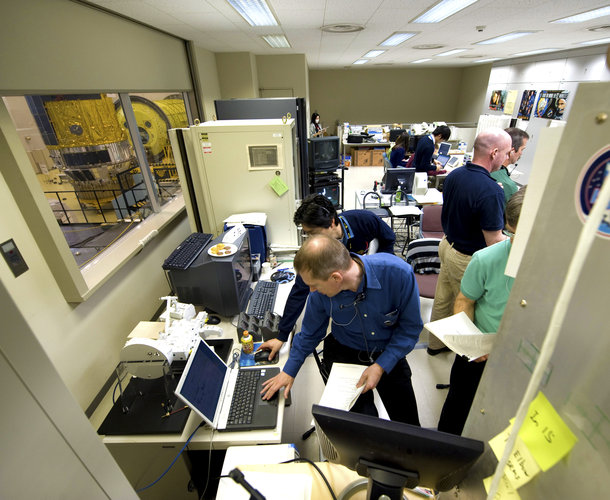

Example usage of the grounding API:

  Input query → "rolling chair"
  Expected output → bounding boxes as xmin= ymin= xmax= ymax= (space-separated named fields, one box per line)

xmin=405 ymin=238 xmax=442 ymax=299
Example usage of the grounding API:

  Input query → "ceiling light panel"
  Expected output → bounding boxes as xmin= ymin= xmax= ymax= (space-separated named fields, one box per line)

xmin=580 ymin=37 xmax=610 ymax=46
xmin=551 ymin=6 xmax=610 ymax=24
xmin=513 ymin=48 xmax=558 ymax=57
xmin=363 ymin=50 xmax=386 ymax=58
xmin=476 ymin=31 xmax=536 ymax=45
xmin=475 ymin=58 xmax=501 ymax=63
xmin=353 ymin=59 xmax=369 ymax=65
xmin=412 ymin=0 xmax=478 ymax=23
xmin=262 ymin=35 xmax=290 ymax=48
xmin=380 ymin=32 xmax=419 ymax=47
xmin=411 ymin=58 xmax=432 ymax=64
xmin=227 ymin=0 xmax=278 ymax=27
xmin=436 ymin=49 xmax=467 ymax=57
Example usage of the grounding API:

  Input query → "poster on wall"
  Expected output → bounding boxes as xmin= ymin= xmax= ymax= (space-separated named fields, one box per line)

xmin=504 ymin=90 xmax=519 ymax=115
xmin=517 ymin=90 xmax=537 ymax=120
xmin=534 ymin=90 xmax=569 ymax=120
xmin=489 ymin=90 xmax=507 ymax=111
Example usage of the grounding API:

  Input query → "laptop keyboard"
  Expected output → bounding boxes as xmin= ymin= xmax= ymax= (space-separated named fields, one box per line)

xmin=227 ymin=369 xmax=262 ymax=426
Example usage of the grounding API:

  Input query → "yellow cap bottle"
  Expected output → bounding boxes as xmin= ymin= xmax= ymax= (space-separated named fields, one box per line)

xmin=241 ymin=330 xmax=254 ymax=354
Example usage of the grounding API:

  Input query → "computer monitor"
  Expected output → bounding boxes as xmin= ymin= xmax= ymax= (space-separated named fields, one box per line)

xmin=312 ymin=405 xmax=484 ymax=499
xmin=308 ymin=136 xmax=340 ymax=172
xmin=165 ymin=230 xmax=253 ymax=316
xmin=381 ymin=167 xmax=415 ymax=194
xmin=389 ymin=128 xmax=406 ymax=142
xmin=313 ymin=183 xmax=341 ymax=208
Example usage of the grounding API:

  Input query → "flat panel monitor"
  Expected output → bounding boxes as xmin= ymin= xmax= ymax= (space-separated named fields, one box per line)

xmin=308 ymin=136 xmax=340 ymax=172
xmin=313 ymin=405 xmax=484 ymax=499
xmin=165 ymin=230 xmax=253 ymax=316
xmin=381 ymin=167 xmax=415 ymax=194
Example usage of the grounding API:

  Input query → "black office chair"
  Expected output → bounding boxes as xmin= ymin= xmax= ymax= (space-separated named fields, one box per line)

xmin=361 ymin=191 xmax=390 ymax=220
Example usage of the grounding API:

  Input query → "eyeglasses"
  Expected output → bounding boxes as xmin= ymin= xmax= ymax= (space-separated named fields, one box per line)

xmin=503 ymin=229 xmax=514 ymax=238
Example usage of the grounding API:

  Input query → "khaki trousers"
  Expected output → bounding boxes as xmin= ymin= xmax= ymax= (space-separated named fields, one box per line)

xmin=428 ymin=237 xmax=472 ymax=349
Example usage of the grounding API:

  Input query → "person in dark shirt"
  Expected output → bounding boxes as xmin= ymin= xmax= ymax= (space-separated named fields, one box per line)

xmin=413 ymin=125 xmax=451 ymax=175
xmin=389 ymin=132 xmax=409 ymax=167
xmin=258 ymin=194 xmax=396 ymax=362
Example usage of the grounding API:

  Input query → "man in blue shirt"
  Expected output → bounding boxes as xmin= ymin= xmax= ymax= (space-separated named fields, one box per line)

xmin=261 ymin=235 xmax=422 ymax=425
xmin=413 ymin=125 xmax=451 ymax=174
xmin=427 ymin=128 xmax=511 ymax=355
xmin=260 ymin=194 xmax=396 ymax=362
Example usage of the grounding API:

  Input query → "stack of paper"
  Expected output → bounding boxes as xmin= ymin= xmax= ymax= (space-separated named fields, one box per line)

xmin=424 ymin=312 xmax=496 ymax=361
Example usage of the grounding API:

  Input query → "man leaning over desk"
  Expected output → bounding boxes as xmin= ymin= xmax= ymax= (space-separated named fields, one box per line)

xmin=260 ymin=235 xmax=422 ymax=426
xmin=259 ymin=194 xmax=396 ymax=362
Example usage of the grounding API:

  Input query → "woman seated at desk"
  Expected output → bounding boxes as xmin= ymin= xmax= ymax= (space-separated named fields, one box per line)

xmin=389 ymin=132 xmax=409 ymax=167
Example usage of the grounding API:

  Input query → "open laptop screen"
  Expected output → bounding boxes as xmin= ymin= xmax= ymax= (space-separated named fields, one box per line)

xmin=438 ymin=142 xmax=450 ymax=156
xmin=176 ymin=340 xmax=227 ymax=424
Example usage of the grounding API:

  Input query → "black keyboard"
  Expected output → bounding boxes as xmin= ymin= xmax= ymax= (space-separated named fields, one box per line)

xmin=227 ymin=369 xmax=262 ymax=426
xmin=246 ymin=280 xmax=279 ymax=318
xmin=162 ymin=232 xmax=213 ymax=270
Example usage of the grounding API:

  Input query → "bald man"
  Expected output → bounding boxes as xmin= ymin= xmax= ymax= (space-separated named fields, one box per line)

xmin=427 ymin=128 xmax=511 ymax=354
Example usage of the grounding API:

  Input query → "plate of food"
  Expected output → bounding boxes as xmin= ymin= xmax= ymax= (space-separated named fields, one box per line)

xmin=207 ymin=242 xmax=237 ymax=257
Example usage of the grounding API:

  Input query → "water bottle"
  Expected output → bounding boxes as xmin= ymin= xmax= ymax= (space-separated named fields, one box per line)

xmin=395 ymin=186 xmax=402 ymax=203
xmin=241 ymin=331 xmax=254 ymax=354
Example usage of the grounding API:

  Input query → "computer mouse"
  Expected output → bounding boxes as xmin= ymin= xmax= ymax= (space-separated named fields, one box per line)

xmin=206 ymin=315 xmax=221 ymax=325
xmin=254 ymin=349 xmax=272 ymax=363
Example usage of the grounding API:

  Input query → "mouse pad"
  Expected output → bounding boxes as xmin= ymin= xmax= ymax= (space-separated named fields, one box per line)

xmin=239 ymin=342 xmax=279 ymax=367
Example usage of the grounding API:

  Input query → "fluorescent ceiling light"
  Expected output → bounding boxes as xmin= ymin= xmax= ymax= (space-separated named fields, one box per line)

xmin=436 ymin=49 xmax=467 ymax=57
xmin=363 ymin=50 xmax=386 ymax=58
xmin=411 ymin=58 xmax=432 ymax=64
xmin=412 ymin=0 xmax=478 ymax=23
xmin=475 ymin=58 xmax=500 ymax=63
xmin=353 ymin=59 xmax=369 ymax=65
xmin=262 ymin=35 xmax=290 ymax=48
xmin=513 ymin=48 xmax=557 ymax=57
xmin=476 ymin=31 xmax=536 ymax=45
xmin=380 ymin=32 xmax=418 ymax=46
xmin=580 ymin=37 xmax=610 ymax=46
xmin=552 ymin=6 xmax=610 ymax=24
xmin=227 ymin=0 xmax=278 ymax=27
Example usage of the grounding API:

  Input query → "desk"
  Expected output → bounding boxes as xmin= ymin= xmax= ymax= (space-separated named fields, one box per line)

xmin=412 ymin=188 xmax=443 ymax=205
xmin=89 ymin=276 xmax=295 ymax=499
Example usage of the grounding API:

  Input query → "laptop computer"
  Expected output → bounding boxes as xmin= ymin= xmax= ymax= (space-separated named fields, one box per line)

xmin=175 ymin=338 xmax=280 ymax=431
xmin=436 ymin=142 xmax=451 ymax=167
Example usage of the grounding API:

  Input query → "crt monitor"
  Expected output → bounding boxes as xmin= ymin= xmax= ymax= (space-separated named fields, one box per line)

xmin=308 ymin=136 xmax=340 ymax=171
xmin=389 ymin=128 xmax=406 ymax=142
xmin=165 ymin=230 xmax=253 ymax=316
xmin=313 ymin=183 xmax=341 ymax=208
xmin=381 ymin=167 xmax=415 ymax=194
xmin=312 ymin=405 xmax=484 ymax=499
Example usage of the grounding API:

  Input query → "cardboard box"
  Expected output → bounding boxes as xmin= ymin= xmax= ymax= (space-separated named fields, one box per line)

xmin=353 ymin=148 xmax=372 ymax=166
xmin=371 ymin=149 xmax=385 ymax=166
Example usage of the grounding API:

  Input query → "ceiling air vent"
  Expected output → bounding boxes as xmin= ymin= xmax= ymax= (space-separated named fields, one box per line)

xmin=321 ymin=24 xmax=364 ymax=33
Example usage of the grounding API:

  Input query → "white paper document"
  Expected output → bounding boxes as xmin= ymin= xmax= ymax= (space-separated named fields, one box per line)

xmin=318 ymin=362 xmax=366 ymax=411
xmin=425 ymin=312 xmax=496 ymax=361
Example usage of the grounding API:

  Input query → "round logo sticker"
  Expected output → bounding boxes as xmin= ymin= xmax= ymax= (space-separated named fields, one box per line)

xmin=575 ymin=146 xmax=610 ymax=238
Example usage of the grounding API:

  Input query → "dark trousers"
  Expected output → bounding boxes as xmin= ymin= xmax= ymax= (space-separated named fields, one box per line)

xmin=322 ymin=334 xmax=420 ymax=426
xmin=437 ymin=354 xmax=487 ymax=435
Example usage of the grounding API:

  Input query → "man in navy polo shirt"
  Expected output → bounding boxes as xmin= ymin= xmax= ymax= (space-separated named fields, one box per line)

xmin=427 ymin=128 xmax=511 ymax=355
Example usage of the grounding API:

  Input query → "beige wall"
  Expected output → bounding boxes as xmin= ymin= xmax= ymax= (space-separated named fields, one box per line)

xmin=0 ymin=0 xmax=191 ymax=93
xmin=216 ymin=52 xmax=260 ymax=99
xmin=0 ymin=0 xmax=193 ymax=409
xmin=256 ymin=54 xmax=309 ymax=101
xmin=455 ymin=64 xmax=493 ymax=123
xmin=309 ymin=66 xmax=489 ymax=132
xmin=193 ymin=45 xmax=222 ymax=121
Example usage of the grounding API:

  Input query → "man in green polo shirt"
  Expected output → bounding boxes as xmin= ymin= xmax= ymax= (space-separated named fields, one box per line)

xmin=491 ymin=128 xmax=529 ymax=204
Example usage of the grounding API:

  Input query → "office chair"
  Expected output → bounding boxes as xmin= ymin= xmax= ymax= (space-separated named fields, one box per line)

xmin=418 ymin=204 xmax=444 ymax=239
xmin=405 ymin=238 xmax=441 ymax=299
xmin=361 ymin=191 xmax=390 ymax=220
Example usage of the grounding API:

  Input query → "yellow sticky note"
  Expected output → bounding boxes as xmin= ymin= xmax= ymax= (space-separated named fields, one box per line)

xmin=269 ymin=175 xmax=289 ymax=196
xmin=518 ymin=392 xmax=578 ymax=471
xmin=483 ymin=474 xmax=522 ymax=500
xmin=488 ymin=423 xmax=541 ymax=489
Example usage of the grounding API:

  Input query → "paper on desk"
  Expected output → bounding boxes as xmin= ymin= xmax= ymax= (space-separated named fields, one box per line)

xmin=425 ymin=312 xmax=496 ymax=360
xmin=218 ymin=471 xmax=312 ymax=500
xmin=224 ymin=212 xmax=268 ymax=226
